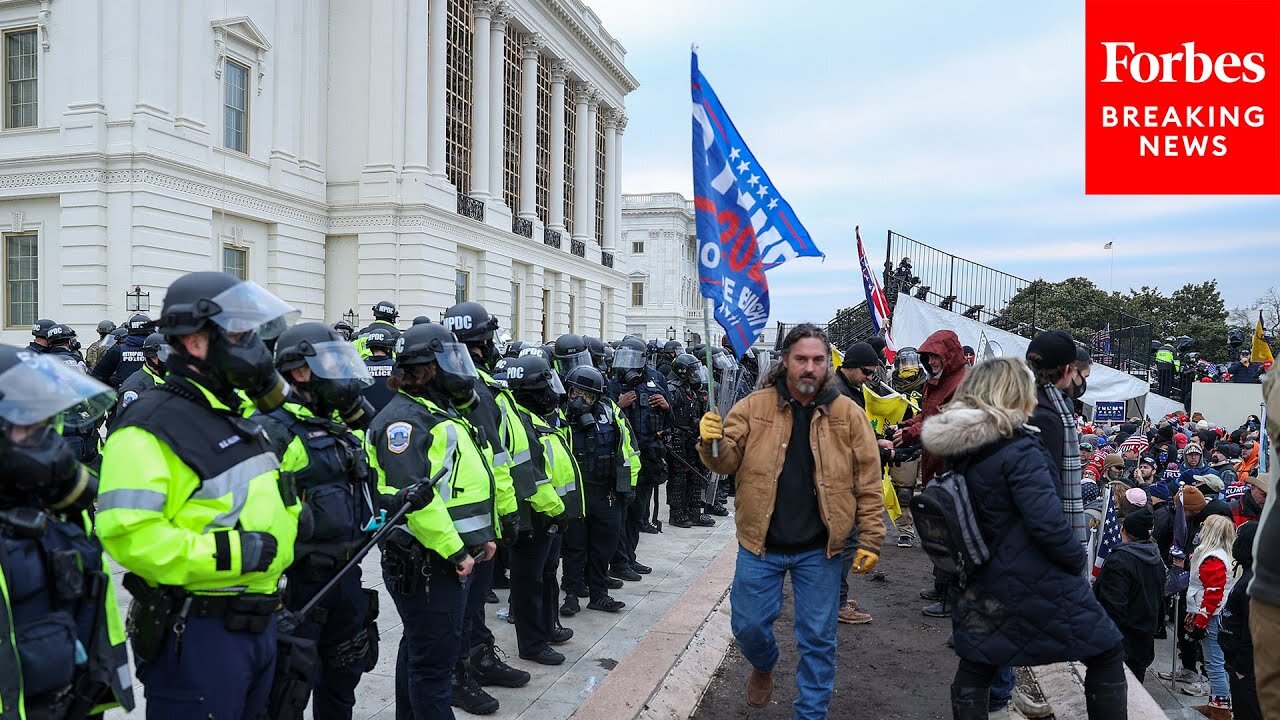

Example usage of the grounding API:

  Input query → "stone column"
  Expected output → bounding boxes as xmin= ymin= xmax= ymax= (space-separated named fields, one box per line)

xmin=402 ymin=0 xmax=430 ymax=186
xmin=601 ymin=110 xmax=619 ymax=251
xmin=427 ymin=0 xmax=447 ymax=178
xmin=517 ymin=35 xmax=542 ymax=222
xmin=571 ymin=83 xmax=598 ymax=247
xmin=547 ymin=61 xmax=569 ymax=233
xmin=487 ymin=4 xmax=509 ymax=202
xmin=469 ymin=0 xmax=495 ymax=199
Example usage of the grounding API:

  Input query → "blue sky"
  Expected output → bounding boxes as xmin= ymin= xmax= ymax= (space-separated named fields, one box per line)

xmin=590 ymin=1 xmax=1280 ymax=324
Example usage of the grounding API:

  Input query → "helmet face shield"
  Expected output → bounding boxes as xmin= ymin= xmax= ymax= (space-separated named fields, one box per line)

xmin=555 ymin=349 xmax=592 ymax=374
xmin=545 ymin=369 xmax=566 ymax=395
xmin=714 ymin=354 xmax=734 ymax=372
xmin=302 ymin=341 xmax=374 ymax=388
xmin=612 ymin=347 xmax=645 ymax=370
xmin=0 ymin=352 xmax=116 ymax=428
xmin=207 ymin=281 xmax=300 ymax=339
xmin=436 ymin=342 xmax=479 ymax=379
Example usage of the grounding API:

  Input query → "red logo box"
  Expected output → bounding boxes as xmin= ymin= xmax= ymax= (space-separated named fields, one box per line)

xmin=1085 ymin=0 xmax=1280 ymax=194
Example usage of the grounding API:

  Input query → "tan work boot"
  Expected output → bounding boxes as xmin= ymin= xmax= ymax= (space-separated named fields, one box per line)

xmin=746 ymin=669 xmax=773 ymax=707
xmin=838 ymin=600 xmax=872 ymax=624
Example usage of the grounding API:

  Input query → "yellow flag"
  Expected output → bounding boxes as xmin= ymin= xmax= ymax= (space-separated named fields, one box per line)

xmin=831 ymin=346 xmax=844 ymax=369
xmin=882 ymin=474 xmax=902 ymax=522
xmin=862 ymin=384 xmax=909 ymax=433
xmin=1253 ymin=310 xmax=1274 ymax=365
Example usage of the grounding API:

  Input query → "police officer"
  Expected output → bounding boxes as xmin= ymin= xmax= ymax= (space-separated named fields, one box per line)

xmin=91 ymin=312 xmax=153 ymax=388
xmin=657 ymin=340 xmax=682 ymax=378
xmin=352 ymin=300 xmax=400 ymax=359
xmin=559 ymin=365 xmax=640 ymax=615
xmin=96 ymin=271 xmax=299 ymax=719
xmin=365 ymin=321 xmax=498 ymax=720
xmin=332 ymin=319 xmax=355 ymax=342
xmin=667 ymin=353 xmax=717 ymax=528
xmin=27 ymin=318 xmax=56 ymax=354
xmin=84 ymin=319 xmax=117 ymax=367
xmin=552 ymin=333 xmax=593 ymax=377
xmin=113 ymin=333 xmax=169 ymax=418
xmin=441 ymin=302 xmax=532 ymax=709
xmin=607 ymin=337 xmax=671 ymax=576
xmin=254 ymin=322 xmax=381 ymax=720
xmin=584 ymin=336 xmax=608 ymax=374
xmin=362 ymin=325 xmax=400 ymax=414
xmin=0 ymin=344 xmax=135 ymax=718
xmin=503 ymin=355 xmax=573 ymax=665
xmin=45 ymin=323 xmax=87 ymax=371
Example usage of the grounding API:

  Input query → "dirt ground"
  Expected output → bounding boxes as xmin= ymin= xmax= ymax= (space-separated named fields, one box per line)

xmin=691 ymin=538 xmax=955 ymax=720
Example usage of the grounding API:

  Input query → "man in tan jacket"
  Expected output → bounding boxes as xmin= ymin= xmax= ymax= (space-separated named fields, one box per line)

xmin=699 ymin=323 xmax=885 ymax=719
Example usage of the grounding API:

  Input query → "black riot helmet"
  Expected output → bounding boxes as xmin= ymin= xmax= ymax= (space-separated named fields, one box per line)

xmin=274 ymin=322 xmax=375 ymax=427
xmin=126 ymin=313 xmax=154 ymax=336
xmin=505 ymin=340 xmax=528 ymax=359
xmin=553 ymin=334 xmax=591 ymax=375
xmin=96 ymin=319 xmax=117 ymax=337
xmin=159 ymin=271 xmax=298 ymax=412
xmin=412 ymin=315 xmax=432 ymax=326
xmin=332 ymin=320 xmax=354 ymax=341
xmin=394 ymin=322 xmax=478 ymax=404
xmin=662 ymin=340 xmax=683 ymax=358
xmin=506 ymin=354 xmax=565 ymax=416
xmin=0 ymin=344 xmax=116 ymax=511
xmin=372 ymin=300 xmax=399 ymax=323
xmin=141 ymin=332 xmax=170 ymax=366
xmin=45 ymin=323 xmax=75 ymax=349
xmin=672 ymin=353 xmax=707 ymax=390
xmin=612 ymin=336 xmax=648 ymax=387
xmin=443 ymin=301 xmax=501 ymax=370
xmin=30 ymin=319 xmax=57 ymax=342
xmin=364 ymin=325 xmax=401 ymax=353
xmin=564 ymin=365 xmax=605 ymax=423
xmin=583 ymin=336 xmax=607 ymax=371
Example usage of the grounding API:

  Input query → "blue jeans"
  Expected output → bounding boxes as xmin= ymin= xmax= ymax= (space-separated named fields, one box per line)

xmin=731 ymin=545 xmax=842 ymax=720
xmin=989 ymin=666 xmax=1015 ymax=711
xmin=1203 ymin=614 xmax=1230 ymax=701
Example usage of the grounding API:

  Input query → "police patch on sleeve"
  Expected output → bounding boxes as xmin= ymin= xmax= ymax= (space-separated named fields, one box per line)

xmin=387 ymin=421 xmax=413 ymax=454
xmin=120 ymin=390 xmax=139 ymax=408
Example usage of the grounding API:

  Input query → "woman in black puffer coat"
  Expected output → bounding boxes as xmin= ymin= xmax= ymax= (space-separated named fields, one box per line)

xmin=921 ymin=357 xmax=1127 ymax=720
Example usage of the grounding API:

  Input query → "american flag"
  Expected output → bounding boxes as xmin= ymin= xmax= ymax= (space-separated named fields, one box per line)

xmin=1092 ymin=323 xmax=1112 ymax=356
xmin=1171 ymin=485 xmax=1188 ymax=558
xmin=1092 ymin=496 xmax=1121 ymax=578
xmin=856 ymin=226 xmax=896 ymax=358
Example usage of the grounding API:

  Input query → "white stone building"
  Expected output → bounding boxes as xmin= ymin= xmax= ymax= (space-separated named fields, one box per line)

xmin=0 ymin=0 xmax=636 ymax=346
xmin=619 ymin=192 xmax=702 ymax=344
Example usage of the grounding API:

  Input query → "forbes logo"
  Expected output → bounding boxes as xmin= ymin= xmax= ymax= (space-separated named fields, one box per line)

xmin=1100 ymin=41 xmax=1265 ymax=84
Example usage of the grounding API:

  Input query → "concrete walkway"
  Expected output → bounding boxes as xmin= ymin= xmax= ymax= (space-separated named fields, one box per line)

xmin=104 ymin=494 xmax=738 ymax=719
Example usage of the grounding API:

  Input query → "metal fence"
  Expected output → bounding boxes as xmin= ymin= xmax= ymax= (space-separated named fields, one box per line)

xmin=883 ymin=230 xmax=1154 ymax=372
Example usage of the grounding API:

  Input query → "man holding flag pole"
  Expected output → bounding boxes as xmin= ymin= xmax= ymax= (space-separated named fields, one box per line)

xmin=689 ymin=49 xmax=885 ymax=719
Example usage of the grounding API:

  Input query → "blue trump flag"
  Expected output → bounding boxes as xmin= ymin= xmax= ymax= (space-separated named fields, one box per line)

xmin=691 ymin=51 xmax=822 ymax=358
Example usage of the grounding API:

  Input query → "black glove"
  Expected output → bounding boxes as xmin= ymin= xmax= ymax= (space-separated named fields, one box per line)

xmin=500 ymin=514 xmax=520 ymax=547
xmin=622 ymin=490 xmax=636 ymax=504
xmin=394 ymin=482 xmax=433 ymax=512
xmin=240 ymin=531 xmax=278 ymax=572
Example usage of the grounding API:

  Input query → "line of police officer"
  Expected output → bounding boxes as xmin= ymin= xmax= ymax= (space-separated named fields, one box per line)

xmin=1 ymin=274 xmax=727 ymax=719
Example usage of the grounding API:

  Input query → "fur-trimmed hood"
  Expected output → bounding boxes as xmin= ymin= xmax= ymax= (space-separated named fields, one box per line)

xmin=921 ymin=405 xmax=1033 ymax=458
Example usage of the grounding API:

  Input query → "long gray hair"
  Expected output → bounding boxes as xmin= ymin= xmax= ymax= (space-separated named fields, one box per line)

xmin=764 ymin=323 xmax=832 ymax=387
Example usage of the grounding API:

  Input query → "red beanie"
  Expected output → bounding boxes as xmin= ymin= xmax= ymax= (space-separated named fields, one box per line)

xmin=1175 ymin=433 xmax=1188 ymax=448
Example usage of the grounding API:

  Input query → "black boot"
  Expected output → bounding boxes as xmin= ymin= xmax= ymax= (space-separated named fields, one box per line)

xmin=669 ymin=509 xmax=693 ymax=528
xmin=469 ymin=642 xmax=531 ymax=688
xmin=550 ymin=620 xmax=574 ymax=644
xmin=560 ymin=594 xmax=580 ymax=617
xmin=707 ymin=503 xmax=729 ymax=517
xmin=950 ymin=685 xmax=989 ymax=720
xmin=1084 ymin=680 xmax=1128 ymax=720
xmin=452 ymin=663 xmax=499 ymax=715
xmin=690 ymin=511 xmax=716 ymax=527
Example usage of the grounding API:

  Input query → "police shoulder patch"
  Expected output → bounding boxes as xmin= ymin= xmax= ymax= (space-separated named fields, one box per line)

xmin=387 ymin=421 xmax=413 ymax=454
xmin=120 ymin=390 xmax=139 ymax=407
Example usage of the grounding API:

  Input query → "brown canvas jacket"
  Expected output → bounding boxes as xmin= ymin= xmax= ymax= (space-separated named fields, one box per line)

xmin=699 ymin=383 xmax=885 ymax=558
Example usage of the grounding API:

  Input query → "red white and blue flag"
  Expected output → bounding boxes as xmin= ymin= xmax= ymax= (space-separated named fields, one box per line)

xmin=691 ymin=51 xmax=822 ymax=358
xmin=856 ymin=226 xmax=896 ymax=358
xmin=1092 ymin=493 xmax=1121 ymax=579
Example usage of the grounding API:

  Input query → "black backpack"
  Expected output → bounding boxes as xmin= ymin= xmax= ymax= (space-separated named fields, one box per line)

xmin=910 ymin=436 xmax=1015 ymax=587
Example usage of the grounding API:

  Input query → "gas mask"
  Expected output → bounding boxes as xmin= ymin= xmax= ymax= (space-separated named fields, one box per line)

xmin=207 ymin=330 xmax=289 ymax=412
xmin=567 ymin=391 xmax=597 ymax=426
xmin=436 ymin=368 xmax=477 ymax=406
xmin=474 ymin=341 xmax=501 ymax=372
xmin=616 ymin=368 xmax=644 ymax=388
xmin=0 ymin=423 xmax=96 ymax=513
xmin=299 ymin=377 xmax=375 ymax=429
xmin=516 ymin=387 xmax=561 ymax=417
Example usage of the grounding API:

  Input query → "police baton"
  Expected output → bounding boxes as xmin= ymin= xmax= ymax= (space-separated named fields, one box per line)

xmin=294 ymin=499 xmax=416 ymax=620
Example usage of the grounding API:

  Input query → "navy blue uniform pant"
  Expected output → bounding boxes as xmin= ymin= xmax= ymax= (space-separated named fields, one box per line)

xmin=284 ymin=568 xmax=370 ymax=720
xmin=387 ymin=554 xmax=469 ymax=720
xmin=137 ymin=615 xmax=276 ymax=719
xmin=511 ymin=527 xmax=562 ymax=655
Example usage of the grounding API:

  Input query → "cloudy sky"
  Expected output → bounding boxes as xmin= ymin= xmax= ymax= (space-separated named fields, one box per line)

xmin=590 ymin=1 xmax=1280 ymax=324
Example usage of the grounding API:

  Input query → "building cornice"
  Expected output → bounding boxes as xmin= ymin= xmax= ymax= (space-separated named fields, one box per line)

xmin=536 ymin=0 xmax=639 ymax=94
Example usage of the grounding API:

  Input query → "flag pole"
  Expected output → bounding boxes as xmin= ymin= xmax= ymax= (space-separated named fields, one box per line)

xmin=703 ymin=298 xmax=719 ymax=458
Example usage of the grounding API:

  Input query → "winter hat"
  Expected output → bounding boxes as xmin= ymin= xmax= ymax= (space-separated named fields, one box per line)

xmin=1209 ymin=453 xmax=1234 ymax=470
xmin=1157 ymin=423 xmax=1174 ymax=440
xmin=1081 ymin=434 xmax=1098 ymax=448
xmin=1122 ymin=507 xmax=1155 ymax=541
xmin=1218 ymin=442 xmax=1242 ymax=460
xmin=1125 ymin=487 xmax=1149 ymax=507
xmin=1147 ymin=483 xmax=1172 ymax=504
xmin=1081 ymin=480 xmax=1101 ymax=505
xmin=841 ymin=342 xmax=881 ymax=369
xmin=1180 ymin=486 xmax=1207 ymax=515
xmin=865 ymin=335 xmax=888 ymax=358
xmin=1103 ymin=454 xmax=1125 ymax=471
xmin=1184 ymin=444 xmax=1203 ymax=458
xmin=1175 ymin=432 xmax=1189 ymax=449
xmin=1196 ymin=419 xmax=1211 ymax=431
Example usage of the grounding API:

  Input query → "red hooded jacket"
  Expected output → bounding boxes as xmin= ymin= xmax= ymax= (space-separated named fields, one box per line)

xmin=900 ymin=329 xmax=969 ymax=484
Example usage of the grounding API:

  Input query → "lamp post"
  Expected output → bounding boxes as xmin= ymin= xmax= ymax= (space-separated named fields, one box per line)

xmin=125 ymin=285 xmax=150 ymax=313
xmin=343 ymin=308 xmax=359 ymax=328
xmin=667 ymin=325 xmax=675 ymax=340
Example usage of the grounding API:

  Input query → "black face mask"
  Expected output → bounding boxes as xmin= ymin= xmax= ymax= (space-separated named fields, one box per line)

xmin=0 ymin=424 xmax=96 ymax=512
xmin=437 ymin=371 xmax=477 ymax=406
xmin=517 ymin=387 xmax=561 ymax=417
xmin=567 ymin=396 xmax=595 ymax=425
xmin=1069 ymin=377 xmax=1088 ymax=400
xmin=617 ymin=368 xmax=644 ymax=388
xmin=474 ymin=342 xmax=500 ymax=372
xmin=208 ymin=330 xmax=289 ymax=412
xmin=298 ymin=377 xmax=373 ymax=428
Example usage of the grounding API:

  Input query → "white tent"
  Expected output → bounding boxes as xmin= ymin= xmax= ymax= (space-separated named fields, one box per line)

xmin=890 ymin=293 xmax=1154 ymax=408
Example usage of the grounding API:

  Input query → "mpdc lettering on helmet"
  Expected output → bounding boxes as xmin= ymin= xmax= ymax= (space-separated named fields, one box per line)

xmin=506 ymin=365 xmax=525 ymax=380
xmin=443 ymin=315 xmax=473 ymax=332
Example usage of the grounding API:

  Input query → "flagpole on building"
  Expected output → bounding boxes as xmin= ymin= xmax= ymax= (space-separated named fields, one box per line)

xmin=703 ymin=298 xmax=719 ymax=458
xmin=1108 ymin=240 xmax=1115 ymax=296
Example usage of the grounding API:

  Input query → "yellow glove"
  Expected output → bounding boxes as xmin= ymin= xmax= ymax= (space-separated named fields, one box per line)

xmin=850 ymin=548 xmax=879 ymax=574
xmin=699 ymin=412 xmax=723 ymax=443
